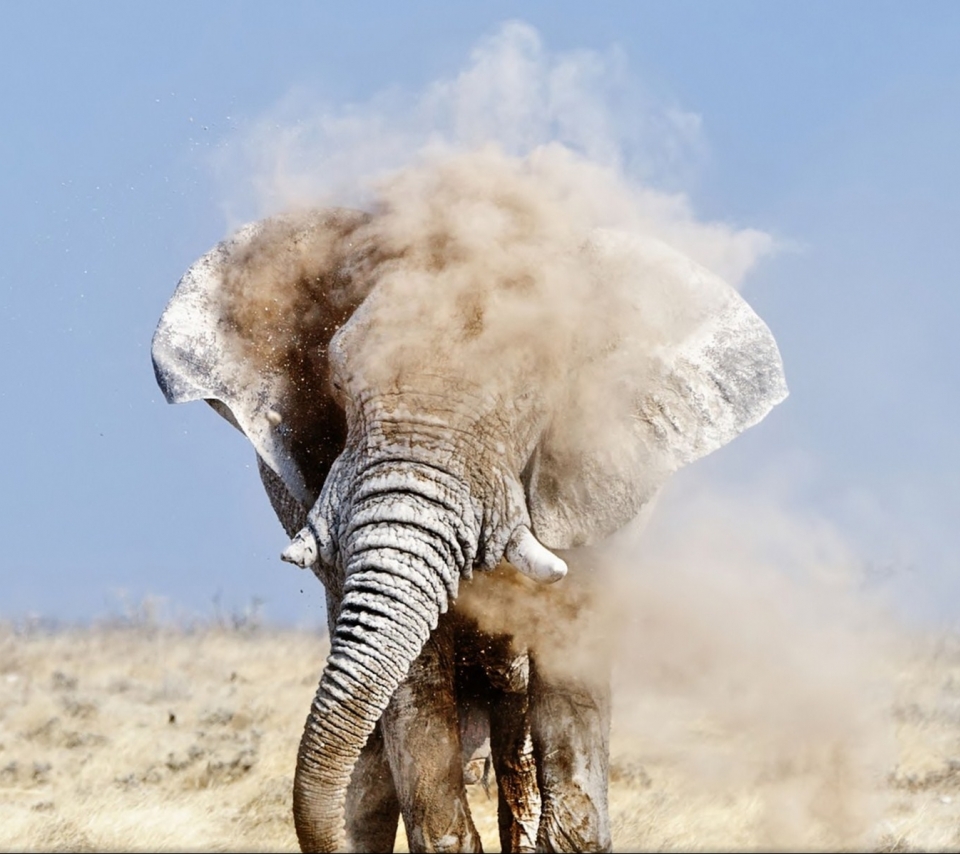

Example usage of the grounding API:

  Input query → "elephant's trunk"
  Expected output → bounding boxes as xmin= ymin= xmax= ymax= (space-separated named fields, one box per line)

xmin=293 ymin=460 xmax=476 ymax=852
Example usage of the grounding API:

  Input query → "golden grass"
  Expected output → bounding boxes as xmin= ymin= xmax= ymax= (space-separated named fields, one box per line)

xmin=1 ymin=620 xmax=958 ymax=852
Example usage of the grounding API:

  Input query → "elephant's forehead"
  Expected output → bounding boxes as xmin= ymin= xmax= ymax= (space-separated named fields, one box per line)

xmin=344 ymin=387 xmax=548 ymax=489
xmin=350 ymin=379 xmax=547 ymax=432
xmin=339 ymin=262 xmax=579 ymax=370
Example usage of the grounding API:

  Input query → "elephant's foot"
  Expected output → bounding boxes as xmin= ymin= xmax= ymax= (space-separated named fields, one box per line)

xmin=537 ymin=788 xmax=610 ymax=854
xmin=406 ymin=797 xmax=482 ymax=854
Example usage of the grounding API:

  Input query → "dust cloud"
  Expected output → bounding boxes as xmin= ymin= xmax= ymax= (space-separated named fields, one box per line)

xmin=209 ymin=20 xmax=912 ymax=851
xmin=602 ymin=480 xmax=899 ymax=850
xmin=454 ymin=471 xmax=900 ymax=850
xmin=214 ymin=21 xmax=773 ymax=286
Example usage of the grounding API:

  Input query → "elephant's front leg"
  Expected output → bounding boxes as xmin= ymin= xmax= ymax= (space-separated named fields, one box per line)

xmin=526 ymin=566 xmax=613 ymax=854
xmin=381 ymin=612 xmax=482 ymax=854
xmin=489 ymin=683 xmax=539 ymax=853
xmin=344 ymin=721 xmax=402 ymax=851
xmin=529 ymin=660 xmax=611 ymax=853
xmin=470 ymin=632 xmax=539 ymax=854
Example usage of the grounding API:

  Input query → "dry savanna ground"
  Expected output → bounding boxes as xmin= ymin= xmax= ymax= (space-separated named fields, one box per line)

xmin=1 ymin=617 xmax=959 ymax=852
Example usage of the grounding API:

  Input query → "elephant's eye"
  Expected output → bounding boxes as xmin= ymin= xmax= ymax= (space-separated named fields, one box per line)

xmin=329 ymin=376 xmax=346 ymax=405
xmin=327 ymin=328 xmax=349 ymax=386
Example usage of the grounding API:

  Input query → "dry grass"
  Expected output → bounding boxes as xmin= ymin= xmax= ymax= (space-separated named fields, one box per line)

xmin=1 ymin=619 xmax=958 ymax=852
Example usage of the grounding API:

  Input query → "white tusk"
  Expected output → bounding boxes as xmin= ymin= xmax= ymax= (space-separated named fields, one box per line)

xmin=310 ymin=512 xmax=336 ymax=565
xmin=281 ymin=528 xmax=318 ymax=568
xmin=505 ymin=526 xmax=567 ymax=584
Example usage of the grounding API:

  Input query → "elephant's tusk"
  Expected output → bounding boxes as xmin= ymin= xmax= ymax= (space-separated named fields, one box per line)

xmin=281 ymin=528 xmax=318 ymax=568
xmin=506 ymin=526 xmax=568 ymax=584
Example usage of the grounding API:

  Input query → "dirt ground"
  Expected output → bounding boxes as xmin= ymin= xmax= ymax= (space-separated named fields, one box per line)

xmin=1 ymin=618 xmax=958 ymax=852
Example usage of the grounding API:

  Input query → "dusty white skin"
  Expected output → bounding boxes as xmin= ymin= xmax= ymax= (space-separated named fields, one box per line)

xmin=152 ymin=146 xmax=786 ymax=852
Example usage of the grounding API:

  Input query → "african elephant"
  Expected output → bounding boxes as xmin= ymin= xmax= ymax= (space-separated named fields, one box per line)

xmin=152 ymin=151 xmax=786 ymax=852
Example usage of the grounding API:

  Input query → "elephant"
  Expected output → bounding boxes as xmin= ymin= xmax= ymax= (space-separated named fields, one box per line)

xmin=152 ymin=153 xmax=787 ymax=852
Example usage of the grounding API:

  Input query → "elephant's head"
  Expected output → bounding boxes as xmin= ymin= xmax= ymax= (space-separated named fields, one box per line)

xmin=152 ymin=153 xmax=786 ymax=852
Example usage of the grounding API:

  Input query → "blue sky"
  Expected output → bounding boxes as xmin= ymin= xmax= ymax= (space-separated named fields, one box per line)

xmin=2 ymin=2 xmax=959 ymax=626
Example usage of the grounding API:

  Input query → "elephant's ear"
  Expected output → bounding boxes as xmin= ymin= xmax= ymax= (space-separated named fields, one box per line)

xmin=526 ymin=230 xmax=788 ymax=550
xmin=151 ymin=209 xmax=373 ymax=504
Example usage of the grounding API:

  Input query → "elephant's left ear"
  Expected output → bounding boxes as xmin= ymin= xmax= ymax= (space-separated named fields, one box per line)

xmin=525 ymin=230 xmax=788 ymax=550
xmin=152 ymin=210 xmax=371 ymax=504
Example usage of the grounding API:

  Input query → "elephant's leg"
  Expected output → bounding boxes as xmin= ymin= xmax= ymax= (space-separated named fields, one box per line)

xmin=344 ymin=721 xmax=402 ymax=852
xmin=381 ymin=612 xmax=482 ymax=854
xmin=489 ymin=685 xmax=539 ymax=853
xmin=466 ymin=630 xmax=539 ymax=854
xmin=529 ymin=658 xmax=612 ymax=853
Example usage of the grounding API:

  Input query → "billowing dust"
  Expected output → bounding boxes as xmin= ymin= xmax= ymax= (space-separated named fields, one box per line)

xmin=201 ymin=21 xmax=919 ymax=851
xmin=221 ymin=144 xmax=719 ymax=410
xmin=492 ymin=491 xmax=906 ymax=850
xmin=455 ymin=471 xmax=902 ymax=850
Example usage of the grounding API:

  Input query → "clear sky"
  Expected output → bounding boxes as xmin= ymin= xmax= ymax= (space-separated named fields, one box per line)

xmin=2 ymin=2 xmax=959 ymax=627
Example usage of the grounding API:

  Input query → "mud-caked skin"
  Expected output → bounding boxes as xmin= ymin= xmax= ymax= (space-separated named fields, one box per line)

xmin=456 ymin=625 xmax=539 ymax=853
xmin=343 ymin=724 xmax=401 ymax=852
xmin=531 ymin=669 xmax=611 ymax=853
xmin=381 ymin=616 xmax=481 ymax=854
xmin=153 ymin=169 xmax=787 ymax=854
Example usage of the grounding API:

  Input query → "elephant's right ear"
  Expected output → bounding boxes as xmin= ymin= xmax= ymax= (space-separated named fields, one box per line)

xmin=151 ymin=210 xmax=373 ymax=504
xmin=525 ymin=230 xmax=788 ymax=550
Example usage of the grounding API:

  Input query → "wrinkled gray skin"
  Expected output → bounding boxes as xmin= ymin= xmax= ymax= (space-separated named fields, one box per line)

xmin=152 ymin=208 xmax=787 ymax=852
xmin=257 ymin=455 xmax=540 ymax=853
